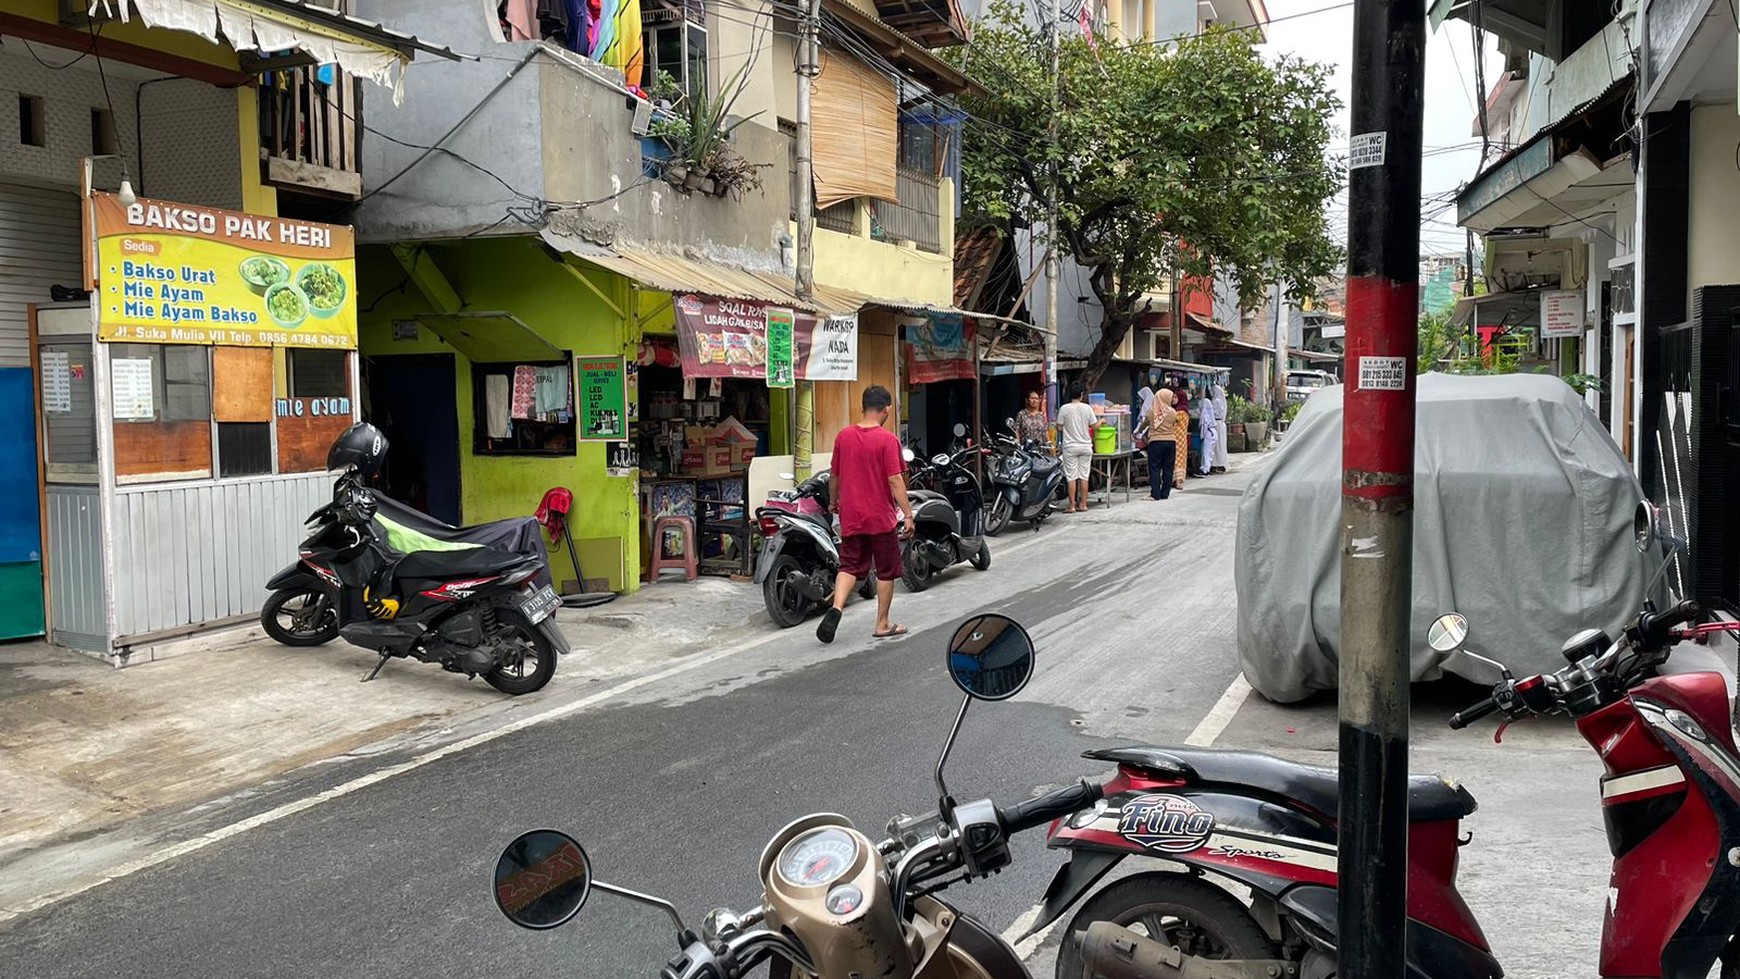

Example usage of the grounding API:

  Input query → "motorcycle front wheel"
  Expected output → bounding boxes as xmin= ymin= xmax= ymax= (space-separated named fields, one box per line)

xmin=970 ymin=541 xmax=991 ymax=571
xmin=900 ymin=540 xmax=932 ymax=592
xmin=483 ymin=610 xmax=559 ymax=696
xmin=261 ymin=587 xmax=339 ymax=647
xmin=1055 ymin=874 xmax=1278 ymax=979
xmin=762 ymin=553 xmax=814 ymax=628
xmin=985 ymin=495 xmax=1013 ymax=537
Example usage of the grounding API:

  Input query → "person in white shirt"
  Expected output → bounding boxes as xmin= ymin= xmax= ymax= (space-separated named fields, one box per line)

xmin=1056 ymin=383 xmax=1101 ymax=513
xmin=1211 ymin=382 xmax=1229 ymax=473
xmin=1197 ymin=391 xmax=1220 ymax=476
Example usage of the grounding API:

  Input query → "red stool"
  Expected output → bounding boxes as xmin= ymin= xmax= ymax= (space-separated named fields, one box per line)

xmin=649 ymin=516 xmax=698 ymax=582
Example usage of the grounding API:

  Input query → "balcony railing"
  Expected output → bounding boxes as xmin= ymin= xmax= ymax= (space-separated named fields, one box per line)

xmin=872 ymin=166 xmax=942 ymax=254
xmin=258 ymin=65 xmax=362 ymax=200
xmin=817 ymin=201 xmax=857 ymax=234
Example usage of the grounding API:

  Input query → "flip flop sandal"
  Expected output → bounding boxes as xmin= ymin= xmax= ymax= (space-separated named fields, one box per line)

xmin=873 ymin=624 xmax=909 ymax=639
xmin=816 ymin=607 xmax=843 ymax=644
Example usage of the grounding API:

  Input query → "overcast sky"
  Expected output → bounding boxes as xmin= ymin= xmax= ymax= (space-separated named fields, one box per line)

xmin=1256 ymin=0 xmax=1501 ymax=258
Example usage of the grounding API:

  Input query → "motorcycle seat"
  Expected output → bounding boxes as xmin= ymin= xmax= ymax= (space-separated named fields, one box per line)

xmin=394 ymin=547 xmax=531 ymax=580
xmin=1083 ymin=745 xmax=1477 ymax=822
xmin=908 ymin=489 xmax=948 ymax=503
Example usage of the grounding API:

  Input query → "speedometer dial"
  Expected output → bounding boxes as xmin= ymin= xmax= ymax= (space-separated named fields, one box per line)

xmin=776 ymin=827 xmax=859 ymax=887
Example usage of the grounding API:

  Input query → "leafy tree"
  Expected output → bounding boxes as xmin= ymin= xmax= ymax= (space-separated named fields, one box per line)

xmin=955 ymin=2 xmax=1344 ymax=386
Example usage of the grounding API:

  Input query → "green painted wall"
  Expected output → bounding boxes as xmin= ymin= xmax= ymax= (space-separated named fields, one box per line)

xmin=358 ymin=238 xmax=642 ymax=592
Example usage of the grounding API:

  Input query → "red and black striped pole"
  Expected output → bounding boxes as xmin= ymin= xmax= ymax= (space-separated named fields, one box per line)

xmin=1338 ymin=0 xmax=1425 ymax=973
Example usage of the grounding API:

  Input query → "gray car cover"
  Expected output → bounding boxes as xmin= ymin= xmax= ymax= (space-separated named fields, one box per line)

xmin=1236 ymin=372 xmax=1648 ymax=703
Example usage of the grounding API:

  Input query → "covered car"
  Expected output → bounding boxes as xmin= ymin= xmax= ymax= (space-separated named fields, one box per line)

xmin=1236 ymin=372 xmax=1647 ymax=703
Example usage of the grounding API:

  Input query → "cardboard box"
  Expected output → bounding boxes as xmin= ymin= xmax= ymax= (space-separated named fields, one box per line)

xmin=732 ymin=444 xmax=757 ymax=469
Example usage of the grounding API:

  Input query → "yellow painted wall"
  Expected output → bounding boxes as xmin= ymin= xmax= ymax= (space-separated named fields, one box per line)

xmin=358 ymin=238 xmax=642 ymax=593
xmin=13 ymin=1 xmax=242 ymax=69
xmin=805 ymin=178 xmax=956 ymax=306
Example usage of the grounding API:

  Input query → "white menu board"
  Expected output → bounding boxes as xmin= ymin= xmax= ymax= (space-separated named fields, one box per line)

xmin=111 ymin=358 xmax=156 ymax=420
xmin=40 ymin=351 xmax=71 ymax=414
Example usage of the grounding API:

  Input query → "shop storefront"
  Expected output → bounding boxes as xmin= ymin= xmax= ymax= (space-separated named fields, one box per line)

xmin=638 ymin=294 xmax=860 ymax=579
xmin=36 ymin=192 xmax=358 ymax=657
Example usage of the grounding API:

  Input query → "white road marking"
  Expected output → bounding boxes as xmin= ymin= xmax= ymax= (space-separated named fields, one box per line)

xmin=1 ymin=519 xmax=1083 ymax=923
xmin=1184 ymin=673 xmax=1252 ymax=747
xmin=1004 ymin=670 xmax=1254 ymax=961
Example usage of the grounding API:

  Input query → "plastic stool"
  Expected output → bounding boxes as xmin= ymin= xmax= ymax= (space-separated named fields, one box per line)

xmin=649 ymin=516 xmax=698 ymax=582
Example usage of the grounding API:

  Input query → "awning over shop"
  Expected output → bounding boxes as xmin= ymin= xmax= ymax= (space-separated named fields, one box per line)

xmin=418 ymin=311 xmax=563 ymax=363
xmin=1186 ymin=313 xmax=1234 ymax=337
xmin=1455 ymin=76 xmax=1633 ymax=232
xmin=1428 ymin=0 xmax=1551 ymax=55
xmin=1449 ymin=290 xmax=1543 ymax=328
xmin=102 ymin=0 xmax=462 ymax=96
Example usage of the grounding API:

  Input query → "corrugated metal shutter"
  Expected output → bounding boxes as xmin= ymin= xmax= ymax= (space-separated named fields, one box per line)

xmin=0 ymin=182 xmax=84 ymax=369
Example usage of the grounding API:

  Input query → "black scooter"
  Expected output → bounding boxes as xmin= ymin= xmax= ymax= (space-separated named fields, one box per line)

xmin=901 ymin=424 xmax=992 ymax=591
xmin=984 ymin=418 xmax=1063 ymax=536
xmin=752 ymin=472 xmax=875 ymax=628
xmin=263 ymin=467 xmax=567 ymax=695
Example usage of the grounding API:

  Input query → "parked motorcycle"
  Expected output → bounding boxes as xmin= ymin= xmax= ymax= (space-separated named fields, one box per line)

xmin=491 ymin=612 xmax=1101 ymax=979
xmin=261 ymin=423 xmax=567 ymax=695
xmin=984 ymin=418 xmax=1062 ymax=537
xmin=902 ymin=424 xmax=992 ymax=592
xmin=1036 ymin=501 xmax=1740 ymax=979
xmin=753 ymin=471 xmax=875 ymax=628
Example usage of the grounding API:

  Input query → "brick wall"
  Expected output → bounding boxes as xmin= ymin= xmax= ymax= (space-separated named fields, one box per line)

xmin=137 ymin=77 xmax=241 ymax=210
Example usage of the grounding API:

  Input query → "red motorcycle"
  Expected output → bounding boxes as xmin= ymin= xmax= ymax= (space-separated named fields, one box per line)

xmin=1036 ymin=503 xmax=1740 ymax=979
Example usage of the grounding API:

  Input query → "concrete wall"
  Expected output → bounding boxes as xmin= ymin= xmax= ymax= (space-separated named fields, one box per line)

xmin=1687 ymin=105 xmax=1740 ymax=294
xmin=0 ymin=49 xmax=140 ymax=193
xmin=138 ymin=78 xmax=243 ymax=211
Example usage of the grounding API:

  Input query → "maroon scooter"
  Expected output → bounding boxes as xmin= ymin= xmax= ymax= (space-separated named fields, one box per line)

xmin=1035 ymin=504 xmax=1740 ymax=979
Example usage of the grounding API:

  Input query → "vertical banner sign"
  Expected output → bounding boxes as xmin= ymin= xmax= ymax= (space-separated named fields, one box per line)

xmin=577 ymin=356 xmax=628 ymax=441
xmin=797 ymin=313 xmax=858 ymax=380
xmin=89 ymin=192 xmax=356 ymax=348
xmin=766 ymin=307 xmax=795 ymax=389
xmin=1540 ymin=289 xmax=1585 ymax=338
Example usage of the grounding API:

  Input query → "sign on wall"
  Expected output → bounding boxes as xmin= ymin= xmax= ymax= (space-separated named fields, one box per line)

xmin=1540 ymin=290 xmax=1585 ymax=339
xmin=578 ymin=356 xmax=628 ymax=441
xmin=905 ymin=313 xmax=975 ymax=384
xmin=90 ymin=192 xmax=356 ymax=349
xmin=766 ymin=307 xmax=795 ymax=389
xmin=673 ymin=294 xmax=861 ymax=381
xmin=798 ymin=313 xmax=858 ymax=381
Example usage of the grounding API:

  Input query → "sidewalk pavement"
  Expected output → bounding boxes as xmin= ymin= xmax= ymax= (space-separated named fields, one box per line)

xmin=0 ymin=575 xmax=768 ymax=870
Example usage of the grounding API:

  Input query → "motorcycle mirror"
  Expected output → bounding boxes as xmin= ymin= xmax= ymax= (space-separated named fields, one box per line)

xmin=493 ymin=830 xmax=594 ymax=930
xmin=947 ymin=613 xmax=1036 ymax=701
xmin=931 ymin=453 xmax=951 ymax=467
xmin=494 ymin=830 xmax=693 ymax=937
xmin=1005 ymin=417 xmax=1016 ymax=433
xmin=1634 ymin=501 xmax=1660 ymax=554
xmin=779 ymin=472 xmax=795 ymax=482
xmin=953 ymin=422 xmax=968 ymax=438
xmin=1426 ymin=612 xmax=1469 ymax=654
xmin=902 ymin=447 xmax=916 ymax=463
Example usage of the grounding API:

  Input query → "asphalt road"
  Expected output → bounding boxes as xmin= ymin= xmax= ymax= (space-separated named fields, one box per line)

xmin=0 ymin=473 xmax=1258 ymax=978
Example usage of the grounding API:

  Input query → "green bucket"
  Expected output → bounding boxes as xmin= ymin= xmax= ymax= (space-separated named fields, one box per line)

xmin=1093 ymin=425 xmax=1119 ymax=455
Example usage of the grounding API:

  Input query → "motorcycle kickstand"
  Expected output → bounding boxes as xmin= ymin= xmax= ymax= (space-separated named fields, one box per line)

xmin=361 ymin=651 xmax=391 ymax=682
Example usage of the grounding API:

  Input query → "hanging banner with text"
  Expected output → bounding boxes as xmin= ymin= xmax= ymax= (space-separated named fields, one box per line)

xmin=673 ymin=295 xmax=860 ymax=381
xmin=904 ymin=313 xmax=975 ymax=384
xmin=1540 ymin=289 xmax=1585 ymax=339
xmin=90 ymin=192 xmax=356 ymax=348
xmin=578 ymin=356 xmax=628 ymax=441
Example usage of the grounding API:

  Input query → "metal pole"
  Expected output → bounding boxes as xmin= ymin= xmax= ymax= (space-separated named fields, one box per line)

xmin=1272 ymin=281 xmax=1287 ymax=409
xmin=793 ymin=0 xmax=821 ymax=478
xmin=1043 ymin=0 xmax=1060 ymax=414
xmin=1338 ymin=0 xmax=1424 ymax=973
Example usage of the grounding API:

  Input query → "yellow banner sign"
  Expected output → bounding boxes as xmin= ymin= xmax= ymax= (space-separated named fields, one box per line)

xmin=92 ymin=192 xmax=357 ymax=349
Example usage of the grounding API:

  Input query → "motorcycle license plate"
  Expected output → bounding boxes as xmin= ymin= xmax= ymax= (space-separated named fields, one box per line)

xmin=520 ymin=584 xmax=561 ymax=623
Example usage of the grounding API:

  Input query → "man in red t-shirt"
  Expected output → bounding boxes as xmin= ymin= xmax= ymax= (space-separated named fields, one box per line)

xmin=816 ymin=385 xmax=915 ymax=644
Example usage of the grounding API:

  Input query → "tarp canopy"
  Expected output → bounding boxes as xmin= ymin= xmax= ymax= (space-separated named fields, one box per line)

xmin=1236 ymin=372 xmax=1650 ymax=703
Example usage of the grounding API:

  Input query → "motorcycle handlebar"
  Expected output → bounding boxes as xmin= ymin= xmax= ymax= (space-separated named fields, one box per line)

xmin=1000 ymin=779 xmax=1102 ymax=834
xmin=1447 ymin=696 xmax=1500 ymax=730
xmin=1640 ymin=599 xmax=1702 ymax=650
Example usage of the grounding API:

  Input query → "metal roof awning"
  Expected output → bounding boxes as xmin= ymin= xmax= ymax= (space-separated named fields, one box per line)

xmin=1290 ymin=349 xmax=1342 ymax=364
xmin=1429 ymin=0 xmax=1551 ymax=56
xmin=1186 ymin=313 xmax=1234 ymax=337
xmin=540 ymin=230 xmax=852 ymax=315
xmin=1449 ymin=290 xmax=1545 ymax=328
xmin=100 ymin=0 xmax=463 ymax=96
xmin=418 ymin=312 xmax=562 ymax=363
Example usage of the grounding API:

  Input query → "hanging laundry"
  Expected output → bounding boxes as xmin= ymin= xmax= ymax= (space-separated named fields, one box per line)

xmin=503 ymin=0 xmax=537 ymax=40
xmin=511 ymin=365 xmax=538 ymax=419
xmin=592 ymin=0 xmax=643 ymax=87
xmin=533 ymin=365 xmax=571 ymax=418
xmin=561 ymin=0 xmax=590 ymax=54
xmin=485 ymin=374 xmax=513 ymax=438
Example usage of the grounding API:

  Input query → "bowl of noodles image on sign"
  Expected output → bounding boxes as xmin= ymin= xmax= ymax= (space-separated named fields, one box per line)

xmin=296 ymin=262 xmax=349 ymax=319
xmin=1116 ymin=794 xmax=1215 ymax=853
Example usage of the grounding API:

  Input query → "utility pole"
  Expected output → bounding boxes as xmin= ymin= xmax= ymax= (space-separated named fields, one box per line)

xmin=1043 ymin=0 xmax=1061 ymax=413
xmin=1272 ymin=280 xmax=1286 ymax=409
xmin=1464 ymin=228 xmax=1476 ymax=295
xmin=793 ymin=0 xmax=822 ymax=479
xmin=1339 ymin=0 xmax=1425 ymax=975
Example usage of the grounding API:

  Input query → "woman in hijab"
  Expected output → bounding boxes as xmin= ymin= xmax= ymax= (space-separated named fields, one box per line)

xmin=1171 ymin=387 xmax=1191 ymax=488
xmin=1145 ymin=388 xmax=1178 ymax=499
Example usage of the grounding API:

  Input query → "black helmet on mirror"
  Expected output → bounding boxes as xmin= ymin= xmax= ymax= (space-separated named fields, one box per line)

xmin=328 ymin=422 xmax=388 ymax=476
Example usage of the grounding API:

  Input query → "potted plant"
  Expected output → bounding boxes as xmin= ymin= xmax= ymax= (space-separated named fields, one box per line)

xmin=644 ymin=62 xmax=769 ymax=199
xmin=1245 ymin=399 xmax=1273 ymax=448
xmin=1227 ymin=395 xmax=1250 ymax=452
xmin=1276 ymin=399 xmax=1303 ymax=433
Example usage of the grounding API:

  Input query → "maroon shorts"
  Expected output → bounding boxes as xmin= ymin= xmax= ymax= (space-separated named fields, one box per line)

xmin=839 ymin=531 xmax=902 ymax=579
